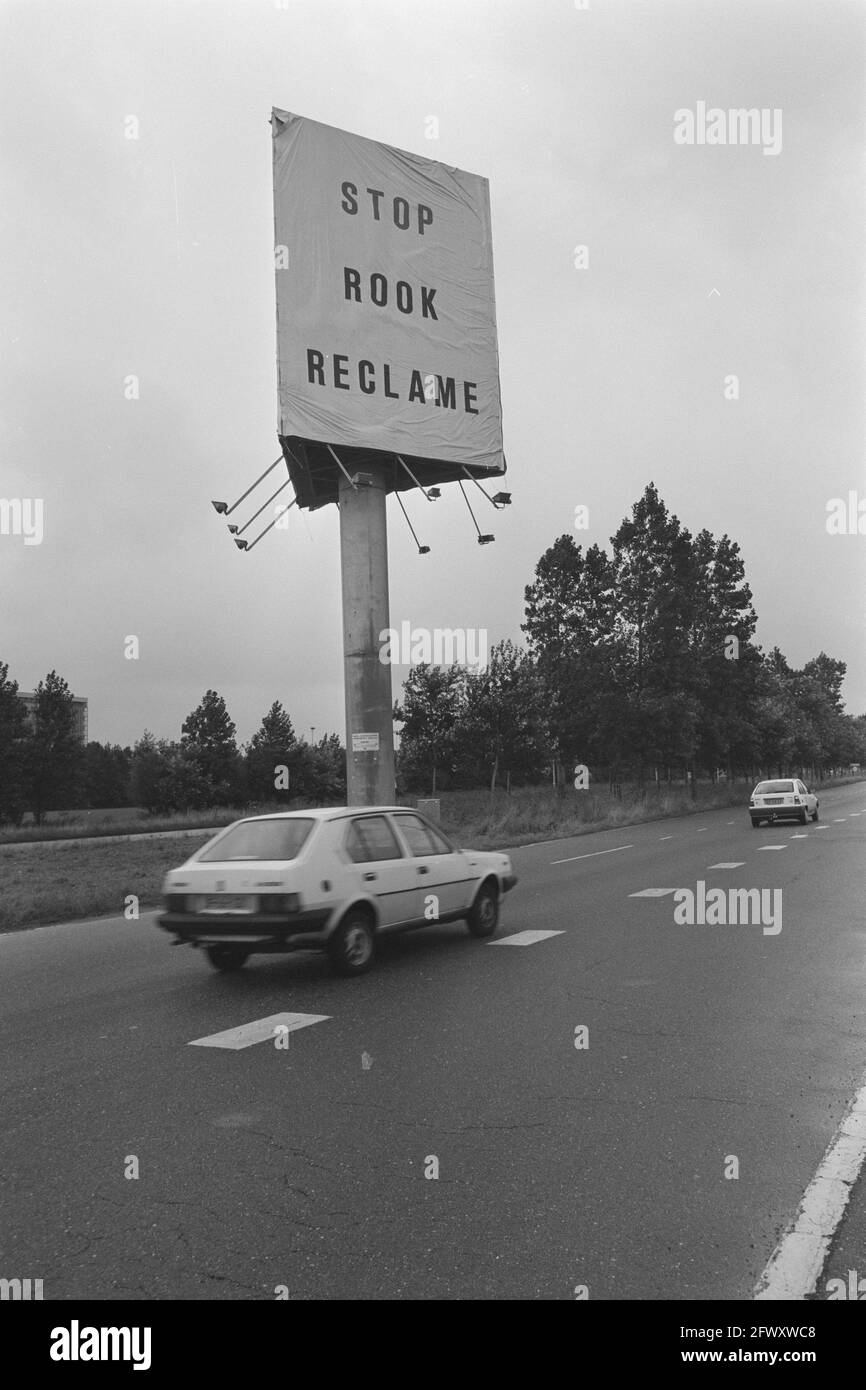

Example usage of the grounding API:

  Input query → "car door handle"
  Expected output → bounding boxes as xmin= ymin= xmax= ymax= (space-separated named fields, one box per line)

xmin=417 ymin=865 xmax=430 ymax=874
xmin=363 ymin=872 xmax=377 ymax=881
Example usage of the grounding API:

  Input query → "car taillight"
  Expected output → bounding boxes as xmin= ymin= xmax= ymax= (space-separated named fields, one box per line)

xmin=793 ymin=796 xmax=801 ymax=804
xmin=165 ymin=894 xmax=189 ymax=913
xmin=260 ymin=894 xmax=301 ymax=913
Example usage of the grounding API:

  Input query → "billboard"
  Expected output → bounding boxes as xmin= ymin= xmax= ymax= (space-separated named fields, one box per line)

xmin=272 ymin=110 xmax=505 ymax=507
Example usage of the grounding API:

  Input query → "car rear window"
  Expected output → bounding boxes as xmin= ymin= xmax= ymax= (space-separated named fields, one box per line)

xmin=198 ymin=818 xmax=314 ymax=862
xmin=754 ymin=781 xmax=795 ymax=794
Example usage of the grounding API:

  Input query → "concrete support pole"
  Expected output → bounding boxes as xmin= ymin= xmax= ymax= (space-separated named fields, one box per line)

xmin=339 ymin=464 xmax=396 ymax=806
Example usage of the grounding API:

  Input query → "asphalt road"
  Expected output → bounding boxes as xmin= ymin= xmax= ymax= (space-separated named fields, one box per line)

xmin=2 ymin=784 xmax=865 ymax=1301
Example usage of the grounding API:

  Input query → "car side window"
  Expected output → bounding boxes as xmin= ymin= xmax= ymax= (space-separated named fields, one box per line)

xmin=394 ymin=814 xmax=450 ymax=857
xmin=345 ymin=816 xmax=403 ymax=864
xmin=798 ymin=781 xmax=807 ymax=794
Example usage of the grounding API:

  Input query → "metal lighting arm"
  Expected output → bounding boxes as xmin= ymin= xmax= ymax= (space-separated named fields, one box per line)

xmin=394 ymin=488 xmax=430 ymax=554
xmin=235 ymin=496 xmax=298 ymax=552
xmin=211 ymin=455 xmax=283 ymax=516
xmin=395 ymin=454 xmax=440 ymax=501
xmin=228 ymin=479 xmax=292 ymax=537
xmin=458 ymin=481 xmax=495 ymax=544
xmin=460 ymin=465 xmax=511 ymax=509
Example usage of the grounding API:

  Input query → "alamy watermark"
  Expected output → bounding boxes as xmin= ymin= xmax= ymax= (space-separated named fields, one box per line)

xmin=0 ymin=498 xmax=43 ymax=545
xmin=673 ymin=881 xmax=782 ymax=935
xmin=379 ymin=622 xmax=488 ymax=669
xmin=674 ymin=102 xmax=782 ymax=157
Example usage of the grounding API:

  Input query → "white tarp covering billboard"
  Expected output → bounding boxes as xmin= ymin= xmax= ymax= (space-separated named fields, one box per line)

xmin=272 ymin=110 xmax=504 ymax=472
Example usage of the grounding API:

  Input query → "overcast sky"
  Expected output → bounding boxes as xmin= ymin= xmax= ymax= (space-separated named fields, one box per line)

xmin=2 ymin=0 xmax=864 ymax=748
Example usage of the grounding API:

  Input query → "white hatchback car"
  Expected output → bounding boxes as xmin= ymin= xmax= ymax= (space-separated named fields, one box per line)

xmin=158 ymin=806 xmax=518 ymax=976
xmin=749 ymin=778 xmax=819 ymax=828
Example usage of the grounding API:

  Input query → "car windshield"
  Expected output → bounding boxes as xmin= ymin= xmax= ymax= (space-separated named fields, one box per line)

xmin=198 ymin=818 xmax=314 ymax=862
xmin=754 ymin=781 xmax=795 ymax=794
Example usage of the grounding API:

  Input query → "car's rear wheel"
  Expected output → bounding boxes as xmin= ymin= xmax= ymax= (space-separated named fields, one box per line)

xmin=205 ymin=945 xmax=249 ymax=972
xmin=799 ymin=809 xmax=808 ymax=824
xmin=750 ymin=818 xmax=761 ymax=829
xmin=328 ymin=912 xmax=376 ymax=976
xmin=812 ymin=807 xmax=820 ymax=822
xmin=467 ymin=881 xmax=499 ymax=938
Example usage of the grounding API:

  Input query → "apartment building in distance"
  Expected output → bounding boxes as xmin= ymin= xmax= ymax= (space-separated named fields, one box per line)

xmin=18 ymin=692 xmax=89 ymax=744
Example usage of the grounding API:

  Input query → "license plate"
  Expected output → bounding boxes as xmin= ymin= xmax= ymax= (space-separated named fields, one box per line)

xmin=200 ymin=894 xmax=254 ymax=914
xmin=764 ymin=799 xmax=782 ymax=805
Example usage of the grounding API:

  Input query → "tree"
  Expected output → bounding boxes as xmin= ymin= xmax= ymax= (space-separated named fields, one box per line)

xmin=180 ymin=690 xmax=239 ymax=806
xmin=24 ymin=670 xmax=82 ymax=823
xmin=611 ymin=484 xmax=699 ymax=783
xmin=393 ymin=663 xmax=464 ymax=794
xmin=246 ymin=702 xmax=298 ymax=803
xmin=0 ymin=661 xmax=29 ymax=823
xmin=452 ymin=640 xmax=548 ymax=793
xmin=130 ymin=733 xmax=210 ymax=815
xmin=302 ymin=732 xmax=346 ymax=803
xmin=522 ymin=536 xmax=624 ymax=781
xmin=83 ymin=742 xmax=132 ymax=808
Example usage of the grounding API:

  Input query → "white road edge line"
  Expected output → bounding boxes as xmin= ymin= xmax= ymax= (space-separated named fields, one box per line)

xmin=754 ymin=1072 xmax=866 ymax=1300
xmin=551 ymin=844 xmax=633 ymax=865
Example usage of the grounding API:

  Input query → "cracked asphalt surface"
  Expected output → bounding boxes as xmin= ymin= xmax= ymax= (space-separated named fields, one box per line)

xmin=1 ymin=783 xmax=865 ymax=1300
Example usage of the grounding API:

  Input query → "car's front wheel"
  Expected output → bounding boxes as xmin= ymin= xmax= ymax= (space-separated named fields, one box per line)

xmin=467 ymin=882 xmax=499 ymax=938
xmin=205 ymin=945 xmax=249 ymax=972
xmin=328 ymin=912 xmax=376 ymax=976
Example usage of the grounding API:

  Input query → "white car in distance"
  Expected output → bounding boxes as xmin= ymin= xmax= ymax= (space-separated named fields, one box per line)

xmin=749 ymin=778 xmax=819 ymax=828
xmin=158 ymin=806 xmax=518 ymax=976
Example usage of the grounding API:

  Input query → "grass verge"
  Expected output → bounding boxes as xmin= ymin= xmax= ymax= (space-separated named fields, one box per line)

xmin=2 ymin=777 xmax=860 ymax=933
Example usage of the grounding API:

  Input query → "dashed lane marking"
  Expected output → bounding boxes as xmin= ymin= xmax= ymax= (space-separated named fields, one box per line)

xmin=791 ymin=834 xmax=808 ymax=840
xmin=707 ymin=862 xmax=745 ymax=869
xmin=189 ymin=1012 xmax=330 ymax=1049
xmin=489 ymin=930 xmax=565 ymax=946
xmin=629 ymin=888 xmax=677 ymax=898
xmin=551 ymin=844 xmax=633 ymax=865
xmin=755 ymin=1072 xmax=866 ymax=1300
xmin=815 ymin=825 xmax=829 ymax=830
xmin=757 ymin=845 xmax=787 ymax=851
xmin=833 ymin=819 xmax=847 ymax=823
xmin=658 ymin=835 xmax=674 ymax=841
